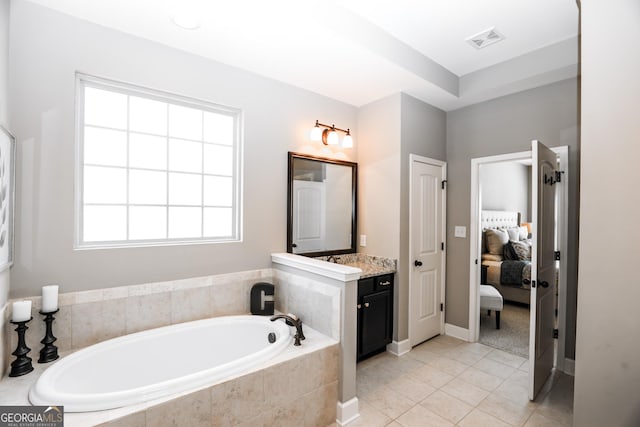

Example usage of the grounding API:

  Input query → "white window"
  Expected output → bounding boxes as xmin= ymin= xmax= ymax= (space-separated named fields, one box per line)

xmin=76 ymin=74 xmax=242 ymax=248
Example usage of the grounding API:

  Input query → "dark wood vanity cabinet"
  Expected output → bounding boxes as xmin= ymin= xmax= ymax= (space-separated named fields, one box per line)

xmin=357 ymin=273 xmax=394 ymax=361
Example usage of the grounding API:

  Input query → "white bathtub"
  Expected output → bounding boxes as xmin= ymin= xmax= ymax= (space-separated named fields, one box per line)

xmin=29 ymin=315 xmax=291 ymax=412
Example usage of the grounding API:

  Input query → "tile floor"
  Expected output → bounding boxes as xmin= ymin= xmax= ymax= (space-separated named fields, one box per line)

xmin=333 ymin=336 xmax=573 ymax=427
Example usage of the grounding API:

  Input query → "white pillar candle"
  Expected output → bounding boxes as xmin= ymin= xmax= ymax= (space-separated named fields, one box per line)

xmin=42 ymin=285 xmax=59 ymax=313
xmin=12 ymin=301 xmax=32 ymax=322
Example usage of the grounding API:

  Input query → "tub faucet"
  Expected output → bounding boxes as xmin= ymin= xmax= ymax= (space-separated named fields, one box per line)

xmin=327 ymin=255 xmax=340 ymax=263
xmin=270 ymin=313 xmax=306 ymax=346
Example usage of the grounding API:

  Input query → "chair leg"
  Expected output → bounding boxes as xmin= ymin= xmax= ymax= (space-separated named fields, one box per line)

xmin=496 ymin=311 xmax=501 ymax=329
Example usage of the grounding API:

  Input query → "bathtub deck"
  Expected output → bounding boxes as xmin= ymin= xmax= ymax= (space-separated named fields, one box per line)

xmin=0 ymin=323 xmax=337 ymax=427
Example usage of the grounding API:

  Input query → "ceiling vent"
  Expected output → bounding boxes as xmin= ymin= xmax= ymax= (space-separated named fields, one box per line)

xmin=465 ymin=27 xmax=505 ymax=50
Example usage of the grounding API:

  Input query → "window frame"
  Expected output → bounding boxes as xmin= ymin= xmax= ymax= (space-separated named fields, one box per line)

xmin=74 ymin=73 xmax=243 ymax=249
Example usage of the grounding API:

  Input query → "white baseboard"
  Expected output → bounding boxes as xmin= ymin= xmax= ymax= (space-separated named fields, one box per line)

xmin=563 ymin=358 xmax=575 ymax=376
xmin=445 ymin=323 xmax=470 ymax=341
xmin=387 ymin=339 xmax=411 ymax=356
xmin=336 ymin=397 xmax=359 ymax=426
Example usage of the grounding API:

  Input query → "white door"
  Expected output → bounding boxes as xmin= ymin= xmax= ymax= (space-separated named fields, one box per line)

xmin=409 ymin=156 xmax=446 ymax=346
xmin=292 ymin=180 xmax=326 ymax=253
xmin=529 ymin=140 xmax=557 ymax=399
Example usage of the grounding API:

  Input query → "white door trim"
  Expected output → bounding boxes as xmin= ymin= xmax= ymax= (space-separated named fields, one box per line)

xmin=468 ymin=147 xmax=569 ymax=372
xmin=408 ymin=154 xmax=447 ymax=346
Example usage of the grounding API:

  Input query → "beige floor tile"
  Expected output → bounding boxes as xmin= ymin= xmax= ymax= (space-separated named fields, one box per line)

xmin=361 ymin=385 xmax=416 ymax=419
xmin=430 ymin=334 xmax=465 ymax=347
xmin=448 ymin=347 xmax=487 ymax=365
xmin=486 ymin=348 xmax=528 ymax=369
xmin=407 ymin=364 xmax=454 ymax=389
xmin=523 ymin=412 xmax=565 ymax=427
xmin=494 ymin=371 xmax=531 ymax=406
xmin=380 ymin=355 xmax=425 ymax=376
xmin=457 ymin=408 xmax=512 ymax=427
xmin=478 ymin=392 xmax=537 ymax=426
xmin=440 ymin=377 xmax=490 ymax=406
xmin=457 ymin=366 xmax=504 ymax=391
xmin=415 ymin=340 xmax=454 ymax=354
xmin=387 ymin=373 xmax=436 ymax=403
xmin=459 ymin=342 xmax=494 ymax=357
xmin=405 ymin=346 xmax=441 ymax=364
xmin=395 ymin=404 xmax=454 ymax=427
xmin=348 ymin=401 xmax=392 ymax=427
xmin=474 ymin=357 xmax=517 ymax=379
xmin=420 ymin=390 xmax=473 ymax=424
xmin=386 ymin=422 xmax=403 ymax=427
xmin=426 ymin=355 xmax=470 ymax=376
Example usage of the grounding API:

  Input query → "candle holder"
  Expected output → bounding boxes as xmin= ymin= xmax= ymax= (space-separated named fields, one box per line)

xmin=9 ymin=317 xmax=34 ymax=377
xmin=38 ymin=309 xmax=60 ymax=363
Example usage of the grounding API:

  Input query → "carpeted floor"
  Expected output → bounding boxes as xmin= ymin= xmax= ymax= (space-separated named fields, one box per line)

xmin=479 ymin=301 xmax=530 ymax=358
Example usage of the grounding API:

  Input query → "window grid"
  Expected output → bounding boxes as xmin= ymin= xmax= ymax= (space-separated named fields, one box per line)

xmin=77 ymin=74 xmax=241 ymax=248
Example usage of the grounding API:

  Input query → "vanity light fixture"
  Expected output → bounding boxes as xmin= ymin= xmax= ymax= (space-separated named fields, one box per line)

xmin=310 ymin=120 xmax=354 ymax=148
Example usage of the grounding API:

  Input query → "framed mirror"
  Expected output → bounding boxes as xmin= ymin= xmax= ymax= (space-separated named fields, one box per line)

xmin=287 ymin=152 xmax=357 ymax=257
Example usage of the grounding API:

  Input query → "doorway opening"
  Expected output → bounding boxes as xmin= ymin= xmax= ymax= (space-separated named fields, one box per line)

xmin=469 ymin=147 xmax=569 ymax=374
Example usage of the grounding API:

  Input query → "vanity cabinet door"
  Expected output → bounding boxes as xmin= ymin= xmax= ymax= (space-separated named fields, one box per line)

xmin=359 ymin=290 xmax=392 ymax=358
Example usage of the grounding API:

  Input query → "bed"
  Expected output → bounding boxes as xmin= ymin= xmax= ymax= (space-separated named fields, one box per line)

xmin=481 ymin=210 xmax=532 ymax=305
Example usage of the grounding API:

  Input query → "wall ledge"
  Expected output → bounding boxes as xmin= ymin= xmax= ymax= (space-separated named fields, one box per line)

xmin=271 ymin=253 xmax=361 ymax=282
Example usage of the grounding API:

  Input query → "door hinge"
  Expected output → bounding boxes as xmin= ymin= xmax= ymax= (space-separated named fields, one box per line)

xmin=554 ymin=251 xmax=561 ymax=261
xmin=441 ymin=242 xmax=444 ymax=251
xmin=475 ymin=259 xmax=478 ymax=265
xmin=440 ymin=303 xmax=444 ymax=312
xmin=441 ymin=180 xmax=447 ymax=189
xmin=553 ymin=328 xmax=559 ymax=339
xmin=544 ymin=171 xmax=565 ymax=186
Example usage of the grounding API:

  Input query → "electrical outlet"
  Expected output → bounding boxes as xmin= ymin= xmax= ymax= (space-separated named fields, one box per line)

xmin=360 ymin=234 xmax=367 ymax=247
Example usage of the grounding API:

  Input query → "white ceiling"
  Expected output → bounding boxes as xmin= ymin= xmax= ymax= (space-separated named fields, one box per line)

xmin=23 ymin=0 xmax=580 ymax=111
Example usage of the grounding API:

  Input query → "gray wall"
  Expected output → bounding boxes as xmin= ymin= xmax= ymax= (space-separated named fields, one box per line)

xmin=398 ymin=93 xmax=446 ymax=341
xmin=8 ymin=1 xmax=358 ymax=297
xmin=446 ymin=77 xmax=580 ymax=359
xmin=480 ymin=162 xmax=530 ymax=222
xmin=574 ymin=1 xmax=640 ymax=425
xmin=357 ymin=93 xmax=446 ymax=342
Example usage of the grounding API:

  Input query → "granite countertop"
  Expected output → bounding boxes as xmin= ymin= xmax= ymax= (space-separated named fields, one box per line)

xmin=315 ymin=254 xmax=396 ymax=279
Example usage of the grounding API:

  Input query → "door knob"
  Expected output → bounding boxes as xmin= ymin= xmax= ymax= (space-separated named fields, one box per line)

xmin=539 ymin=281 xmax=550 ymax=288
xmin=414 ymin=260 xmax=423 ymax=267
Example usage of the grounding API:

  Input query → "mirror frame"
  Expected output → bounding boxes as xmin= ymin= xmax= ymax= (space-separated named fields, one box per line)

xmin=287 ymin=152 xmax=357 ymax=257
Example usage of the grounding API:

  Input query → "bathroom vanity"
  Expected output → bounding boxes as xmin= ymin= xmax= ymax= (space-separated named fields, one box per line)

xmin=357 ymin=273 xmax=393 ymax=361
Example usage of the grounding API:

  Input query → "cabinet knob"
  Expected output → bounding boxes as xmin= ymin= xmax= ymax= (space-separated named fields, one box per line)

xmin=364 ymin=302 xmax=370 ymax=308
xmin=357 ymin=304 xmax=361 ymax=309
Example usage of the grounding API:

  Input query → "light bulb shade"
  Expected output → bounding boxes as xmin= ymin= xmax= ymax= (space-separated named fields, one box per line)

xmin=342 ymin=133 xmax=353 ymax=148
xmin=310 ymin=125 xmax=322 ymax=141
xmin=327 ymin=130 xmax=339 ymax=145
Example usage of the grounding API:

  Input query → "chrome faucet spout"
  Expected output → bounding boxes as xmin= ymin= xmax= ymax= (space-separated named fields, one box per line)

xmin=270 ymin=313 xmax=305 ymax=346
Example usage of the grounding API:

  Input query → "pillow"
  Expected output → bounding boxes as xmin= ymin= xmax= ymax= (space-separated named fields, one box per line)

xmin=518 ymin=226 xmax=528 ymax=240
xmin=485 ymin=229 xmax=509 ymax=255
xmin=504 ymin=240 xmax=531 ymax=260
xmin=506 ymin=227 xmax=520 ymax=241
xmin=481 ymin=253 xmax=503 ymax=262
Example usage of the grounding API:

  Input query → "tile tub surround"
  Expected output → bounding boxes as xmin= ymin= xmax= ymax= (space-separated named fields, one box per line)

xmin=273 ymin=269 xmax=341 ymax=341
xmin=315 ymin=254 xmax=397 ymax=279
xmin=4 ymin=269 xmax=274 ymax=373
xmin=0 ymin=325 xmax=338 ymax=427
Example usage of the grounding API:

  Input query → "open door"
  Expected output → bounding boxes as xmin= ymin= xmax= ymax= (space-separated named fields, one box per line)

xmin=529 ymin=140 xmax=557 ymax=399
